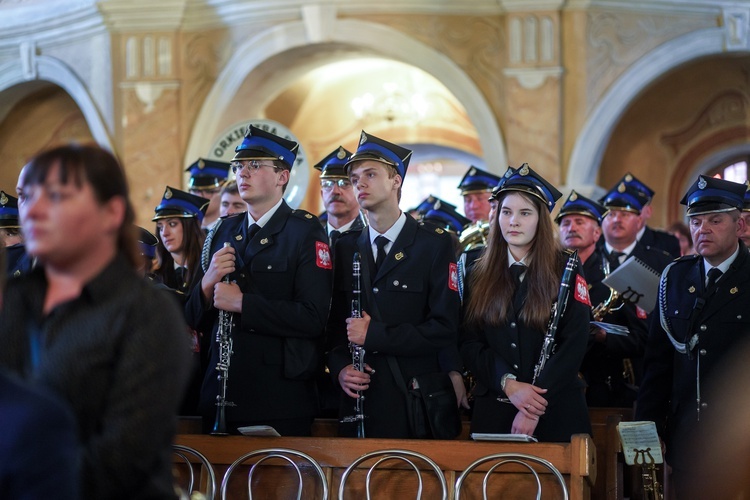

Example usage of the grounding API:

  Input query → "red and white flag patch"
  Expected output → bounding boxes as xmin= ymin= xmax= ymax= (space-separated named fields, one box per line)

xmin=449 ymin=263 xmax=459 ymax=292
xmin=636 ymin=306 xmax=648 ymax=319
xmin=574 ymin=274 xmax=591 ymax=306
xmin=316 ymin=241 xmax=332 ymax=269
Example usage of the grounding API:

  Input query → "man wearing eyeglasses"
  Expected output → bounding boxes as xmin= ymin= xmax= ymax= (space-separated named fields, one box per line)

xmin=185 ymin=125 xmax=332 ymax=436
xmin=184 ymin=158 xmax=231 ymax=230
xmin=314 ymin=146 xmax=366 ymax=249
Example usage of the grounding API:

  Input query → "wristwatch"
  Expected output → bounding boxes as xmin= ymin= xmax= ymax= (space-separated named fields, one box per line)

xmin=500 ymin=373 xmax=517 ymax=392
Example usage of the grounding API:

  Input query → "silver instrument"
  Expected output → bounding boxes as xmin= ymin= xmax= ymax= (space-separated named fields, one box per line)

xmin=211 ymin=242 xmax=236 ymax=435
xmin=341 ymin=252 xmax=366 ymax=437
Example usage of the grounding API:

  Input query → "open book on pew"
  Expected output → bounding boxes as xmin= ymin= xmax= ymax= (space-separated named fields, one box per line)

xmin=602 ymin=256 xmax=661 ymax=313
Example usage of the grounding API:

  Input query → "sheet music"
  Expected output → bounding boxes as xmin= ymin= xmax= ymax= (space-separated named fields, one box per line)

xmin=617 ymin=421 xmax=663 ymax=465
xmin=602 ymin=256 xmax=661 ymax=313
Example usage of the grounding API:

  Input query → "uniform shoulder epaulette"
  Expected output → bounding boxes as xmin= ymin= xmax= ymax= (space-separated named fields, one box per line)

xmin=644 ymin=245 xmax=673 ymax=259
xmin=674 ymin=253 xmax=700 ymax=263
xmin=417 ymin=220 xmax=450 ymax=237
xmin=219 ymin=212 xmax=244 ymax=220
xmin=290 ymin=208 xmax=318 ymax=221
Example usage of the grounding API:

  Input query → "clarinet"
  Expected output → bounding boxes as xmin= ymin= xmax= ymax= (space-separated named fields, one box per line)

xmin=532 ymin=249 xmax=578 ymax=384
xmin=211 ymin=242 xmax=236 ymax=435
xmin=340 ymin=252 xmax=366 ymax=437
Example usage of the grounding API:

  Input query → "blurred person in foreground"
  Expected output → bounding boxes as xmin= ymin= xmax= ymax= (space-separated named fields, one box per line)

xmin=0 ymin=144 xmax=192 ymax=500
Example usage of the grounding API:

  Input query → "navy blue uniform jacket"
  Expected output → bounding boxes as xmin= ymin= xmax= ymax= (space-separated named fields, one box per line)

xmin=636 ymin=244 xmax=750 ymax=470
xmin=326 ymin=215 xmax=461 ymax=438
xmin=186 ymin=201 xmax=333 ymax=424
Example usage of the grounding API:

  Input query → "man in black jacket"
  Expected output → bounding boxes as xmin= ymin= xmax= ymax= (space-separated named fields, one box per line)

xmin=326 ymin=131 xmax=460 ymax=438
xmin=636 ymin=175 xmax=750 ymax=498
xmin=186 ymin=126 xmax=332 ymax=436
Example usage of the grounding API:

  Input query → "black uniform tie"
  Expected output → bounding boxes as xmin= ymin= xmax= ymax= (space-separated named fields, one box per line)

xmin=607 ymin=250 xmax=625 ymax=271
xmin=329 ymin=229 xmax=341 ymax=249
xmin=706 ymin=267 xmax=723 ymax=289
xmin=510 ymin=264 xmax=527 ymax=287
xmin=374 ymin=235 xmax=389 ymax=272
xmin=247 ymin=223 xmax=260 ymax=240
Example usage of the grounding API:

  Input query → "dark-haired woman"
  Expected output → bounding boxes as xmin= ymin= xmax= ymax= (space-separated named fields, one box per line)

xmin=151 ymin=186 xmax=207 ymax=295
xmin=0 ymin=144 xmax=191 ymax=499
xmin=151 ymin=186 xmax=208 ymax=416
xmin=460 ymin=164 xmax=591 ymax=442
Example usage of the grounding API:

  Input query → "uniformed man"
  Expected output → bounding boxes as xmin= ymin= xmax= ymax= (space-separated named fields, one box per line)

xmin=738 ymin=180 xmax=750 ymax=247
xmin=458 ymin=165 xmax=501 ymax=224
xmin=620 ymin=172 xmax=681 ymax=259
xmin=314 ymin=146 xmax=365 ymax=248
xmin=218 ymin=180 xmax=247 ymax=218
xmin=185 ymin=125 xmax=332 ymax=436
xmin=636 ymin=175 xmax=750 ymax=498
xmin=0 ymin=190 xmax=31 ymax=278
xmin=557 ymin=191 xmax=648 ymax=407
xmin=599 ymin=180 xmax=674 ymax=276
xmin=185 ymin=158 xmax=231 ymax=230
xmin=326 ymin=131 xmax=461 ymax=438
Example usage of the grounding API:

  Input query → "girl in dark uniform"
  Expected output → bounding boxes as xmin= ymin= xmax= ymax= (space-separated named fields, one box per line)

xmin=151 ymin=186 xmax=208 ymax=416
xmin=460 ymin=164 xmax=592 ymax=442
xmin=151 ymin=186 xmax=207 ymax=294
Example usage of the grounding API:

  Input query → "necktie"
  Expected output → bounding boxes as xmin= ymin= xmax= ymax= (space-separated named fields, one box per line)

xmin=374 ymin=235 xmax=389 ymax=272
xmin=607 ymin=251 xmax=624 ymax=271
xmin=329 ymin=229 xmax=341 ymax=248
xmin=706 ymin=267 xmax=723 ymax=289
xmin=175 ymin=266 xmax=186 ymax=288
xmin=510 ymin=264 xmax=526 ymax=287
xmin=248 ymin=223 xmax=260 ymax=240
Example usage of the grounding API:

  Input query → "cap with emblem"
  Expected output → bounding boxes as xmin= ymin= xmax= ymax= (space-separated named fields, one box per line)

xmin=423 ymin=198 xmax=471 ymax=233
xmin=137 ymin=226 xmax=158 ymax=259
xmin=411 ymin=195 xmax=438 ymax=220
xmin=743 ymin=181 xmax=750 ymax=212
xmin=680 ymin=175 xmax=746 ymax=216
xmin=233 ymin=125 xmax=299 ymax=170
xmin=314 ymin=146 xmax=352 ymax=179
xmin=620 ymin=172 xmax=655 ymax=204
xmin=152 ymin=186 xmax=209 ymax=222
xmin=185 ymin=158 xmax=231 ymax=192
xmin=491 ymin=163 xmax=562 ymax=212
xmin=0 ymin=190 xmax=20 ymax=229
xmin=345 ymin=131 xmax=412 ymax=178
xmin=599 ymin=179 xmax=650 ymax=214
xmin=555 ymin=190 xmax=608 ymax=225
xmin=458 ymin=166 xmax=501 ymax=196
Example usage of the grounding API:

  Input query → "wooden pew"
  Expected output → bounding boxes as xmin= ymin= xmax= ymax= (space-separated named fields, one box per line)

xmin=175 ymin=433 xmax=596 ymax=499
xmin=587 ymin=407 xmax=633 ymax=500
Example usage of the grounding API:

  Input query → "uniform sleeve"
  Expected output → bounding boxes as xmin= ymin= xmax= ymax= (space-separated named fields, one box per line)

xmin=364 ymin=235 xmax=460 ymax=356
xmin=535 ymin=269 xmax=590 ymax=394
xmin=240 ymin=221 xmax=333 ymax=339
xmin=460 ymin=322 xmax=515 ymax=395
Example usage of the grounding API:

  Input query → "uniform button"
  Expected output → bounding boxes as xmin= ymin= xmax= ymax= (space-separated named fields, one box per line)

xmin=402 ymin=285 xmax=408 ymax=289
xmin=701 ymin=402 xmax=708 ymax=409
xmin=699 ymin=349 xmax=707 ymax=356
xmin=674 ymin=310 xmax=679 ymax=314
xmin=511 ymin=343 xmax=517 ymax=349
xmin=393 ymin=280 xmax=399 ymax=286
xmin=700 ymin=324 xmax=707 ymax=331
xmin=510 ymin=322 xmax=517 ymax=328
xmin=513 ymin=364 xmax=519 ymax=370
xmin=738 ymin=315 xmax=743 ymax=320
xmin=373 ymin=287 xmax=379 ymax=294
xmin=267 ymin=265 xmax=272 ymax=270
xmin=240 ymin=273 xmax=246 ymax=278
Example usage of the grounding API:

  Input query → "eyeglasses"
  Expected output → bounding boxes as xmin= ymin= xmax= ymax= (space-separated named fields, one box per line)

xmin=230 ymin=160 xmax=280 ymax=174
xmin=320 ymin=179 xmax=353 ymax=191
